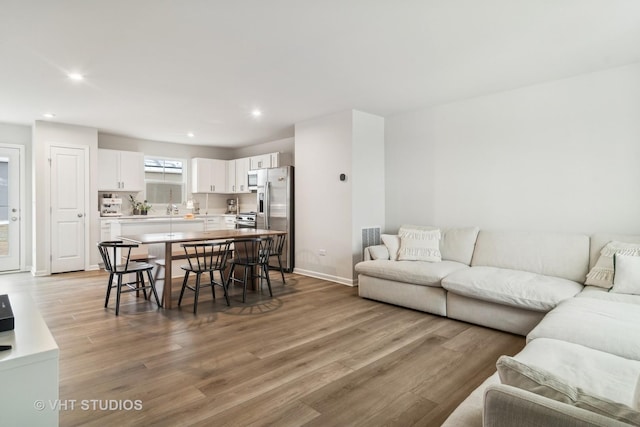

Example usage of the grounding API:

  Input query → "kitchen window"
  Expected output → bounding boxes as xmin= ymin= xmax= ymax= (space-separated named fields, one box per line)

xmin=144 ymin=157 xmax=186 ymax=204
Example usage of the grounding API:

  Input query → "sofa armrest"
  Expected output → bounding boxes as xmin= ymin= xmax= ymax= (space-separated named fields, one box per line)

xmin=484 ymin=384 xmax=634 ymax=427
xmin=364 ymin=244 xmax=389 ymax=261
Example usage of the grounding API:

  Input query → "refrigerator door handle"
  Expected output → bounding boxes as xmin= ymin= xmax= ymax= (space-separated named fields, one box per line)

xmin=265 ymin=181 xmax=271 ymax=229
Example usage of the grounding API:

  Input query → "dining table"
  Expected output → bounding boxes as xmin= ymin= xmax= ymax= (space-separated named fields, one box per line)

xmin=118 ymin=228 xmax=286 ymax=308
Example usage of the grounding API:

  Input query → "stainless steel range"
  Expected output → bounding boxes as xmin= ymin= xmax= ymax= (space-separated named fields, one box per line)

xmin=236 ymin=212 xmax=256 ymax=229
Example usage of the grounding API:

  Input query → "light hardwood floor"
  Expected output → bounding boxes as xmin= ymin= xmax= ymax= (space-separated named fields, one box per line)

xmin=1 ymin=270 xmax=524 ymax=426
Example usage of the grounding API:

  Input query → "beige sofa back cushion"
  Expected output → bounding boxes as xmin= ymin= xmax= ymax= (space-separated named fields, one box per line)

xmin=440 ymin=226 xmax=480 ymax=266
xmin=471 ymin=231 xmax=589 ymax=282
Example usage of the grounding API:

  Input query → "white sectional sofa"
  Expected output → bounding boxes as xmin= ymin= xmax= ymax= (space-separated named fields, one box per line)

xmin=355 ymin=226 xmax=640 ymax=426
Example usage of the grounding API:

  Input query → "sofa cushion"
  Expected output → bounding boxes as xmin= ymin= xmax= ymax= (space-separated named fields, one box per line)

xmin=471 ymin=231 xmax=589 ymax=283
xmin=496 ymin=356 xmax=640 ymax=425
xmin=577 ymin=286 xmax=640 ymax=305
xmin=381 ymin=234 xmax=400 ymax=260
xmin=440 ymin=226 xmax=480 ymax=265
xmin=354 ymin=259 xmax=468 ymax=287
xmin=381 ymin=226 xmax=479 ymax=265
xmin=442 ymin=266 xmax=583 ymax=312
xmin=527 ymin=298 xmax=640 ymax=361
xmin=367 ymin=244 xmax=390 ymax=261
xmin=635 ymin=373 xmax=640 ymax=410
xmin=612 ymin=254 xmax=640 ymax=295
xmin=397 ymin=226 xmax=441 ymax=262
xmin=585 ymin=241 xmax=640 ymax=289
xmin=515 ymin=338 xmax=640 ymax=408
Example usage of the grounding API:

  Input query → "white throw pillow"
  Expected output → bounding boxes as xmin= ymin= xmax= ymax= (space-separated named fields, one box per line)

xmin=397 ymin=226 xmax=441 ymax=262
xmin=585 ymin=241 xmax=640 ymax=288
xmin=613 ymin=254 xmax=640 ymax=295
xmin=496 ymin=356 xmax=640 ymax=425
xmin=381 ymin=234 xmax=400 ymax=261
xmin=368 ymin=245 xmax=389 ymax=261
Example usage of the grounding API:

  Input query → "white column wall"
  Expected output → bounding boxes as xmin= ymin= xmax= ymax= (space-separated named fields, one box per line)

xmin=295 ymin=111 xmax=354 ymax=284
xmin=352 ymin=111 xmax=385 ymax=274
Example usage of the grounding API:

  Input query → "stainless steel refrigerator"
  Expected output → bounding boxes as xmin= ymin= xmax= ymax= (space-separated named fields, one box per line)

xmin=256 ymin=166 xmax=294 ymax=272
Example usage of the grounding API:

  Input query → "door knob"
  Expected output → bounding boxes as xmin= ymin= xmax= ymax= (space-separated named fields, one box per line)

xmin=77 ymin=213 xmax=84 ymax=218
xmin=10 ymin=217 xmax=17 ymax=222
xmin=11 ymin=208 xmax=17 ymax=213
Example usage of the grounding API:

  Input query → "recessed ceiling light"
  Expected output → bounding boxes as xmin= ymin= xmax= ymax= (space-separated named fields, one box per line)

xmin=251 ymin=109 xmax=262 ymax=117
xmin=187 ymin=132 xmax=195 ymax=138
xmin=42 ymin=113 xmax=56 ymax=119
xmin=67 ymin=73 xmax=84 ymax=81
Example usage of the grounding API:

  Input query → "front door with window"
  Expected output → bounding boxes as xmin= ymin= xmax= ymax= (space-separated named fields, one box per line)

xmin=0 ymin=146 xmax=21 ymax=271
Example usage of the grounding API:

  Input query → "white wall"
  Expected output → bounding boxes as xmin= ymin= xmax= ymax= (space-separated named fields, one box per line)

xmin=0 ymin=122 xmax=33 ymax=270
xmin=232 ymin=137 xmax=295 ymax=166
xmin=98 ymin=133 xmax=231 ymax=159
xmin=295 ymin=110 xmax=384 ymax=285
xmin=352 ymin=111 xmax=385 ymax=268
xmin=386 ymin=63 xmax=640 ymax=235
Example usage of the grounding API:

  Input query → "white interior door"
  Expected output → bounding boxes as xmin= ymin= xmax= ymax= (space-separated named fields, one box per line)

xmin=51 ymin=146 xmax=86 ymax=273
xmin=0 ymin=147 xmax=21 ymax=271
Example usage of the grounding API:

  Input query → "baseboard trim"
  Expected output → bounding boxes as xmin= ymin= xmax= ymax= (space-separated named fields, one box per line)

xmin=293 ymin=268 xmax=358 ymax=287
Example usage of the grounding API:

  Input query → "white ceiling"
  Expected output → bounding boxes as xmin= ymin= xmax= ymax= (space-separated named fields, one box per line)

xmin=1 ymin=1 xmax=640 ymax=147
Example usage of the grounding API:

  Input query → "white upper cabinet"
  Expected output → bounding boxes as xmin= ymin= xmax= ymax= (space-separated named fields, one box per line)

xmin=249 ymin=152 xmax=279 ymax=170
xmin=226 ymin=159 xmax=236 ymax=193
xmin=98 ymin=149 xmax=144 ymax=191
xmin=235 ymin=157 xmax=251 ymax=193
xmin=226 ymin=158 xmax=251 ymax=193
xmin=191 ymin=158 xmax=226 ymax=193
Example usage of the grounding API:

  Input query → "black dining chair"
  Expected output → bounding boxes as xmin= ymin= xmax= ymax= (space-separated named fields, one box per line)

xmin=178 ymin=241 xmax=232 ymax=314
xmin=227 ymin=237 xmax=273 ymax=303
xmin=97 ymin=241 xmax=162 ymax=316
xmin=268 ymin=233 xmax=287 ymax=284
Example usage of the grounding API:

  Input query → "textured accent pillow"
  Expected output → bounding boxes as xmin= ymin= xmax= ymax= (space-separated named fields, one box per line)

xmin=397 ymin=226 xmax=441 ymax=262
xmin=585 ymin=241 xmax=640 ymax=288
xmin=496 ymin=356 xmax=640 ymax=425
xmin=381 ymin=234 xmax=401 ymax=261
xmin=612 ymin=254 xmax=640 ymax=295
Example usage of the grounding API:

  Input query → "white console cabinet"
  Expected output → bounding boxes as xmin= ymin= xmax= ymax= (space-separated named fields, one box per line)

xmin=0 ymin=292 xmax=59 ymax=426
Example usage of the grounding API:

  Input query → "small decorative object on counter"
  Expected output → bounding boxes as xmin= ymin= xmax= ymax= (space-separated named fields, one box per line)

xmin=129 ymin=194 xmax=142 ymax=215
xmin=141 ymin=200 xmax=152 ymax=215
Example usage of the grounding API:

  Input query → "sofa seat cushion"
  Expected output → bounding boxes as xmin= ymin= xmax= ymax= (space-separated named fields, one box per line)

xmin=577 ymin=286 xmax=640 ymax=305
xmin=527 ymin=298 xmax=640 ymax=361
xmin=514 ymin=338 xmax=640 ymax=408
xmin=354 ymin=260 xmax=468 ymax=287
xmin=442 ymin=267 xmax=583 ymax=312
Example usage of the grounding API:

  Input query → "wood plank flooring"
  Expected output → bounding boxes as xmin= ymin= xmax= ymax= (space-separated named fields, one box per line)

xmin=0 ymin=270 xmax=524 ymax=426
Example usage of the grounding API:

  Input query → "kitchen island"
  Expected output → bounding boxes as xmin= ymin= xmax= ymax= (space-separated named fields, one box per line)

xmin=118 ymin=228 xmax=286 ymax=308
